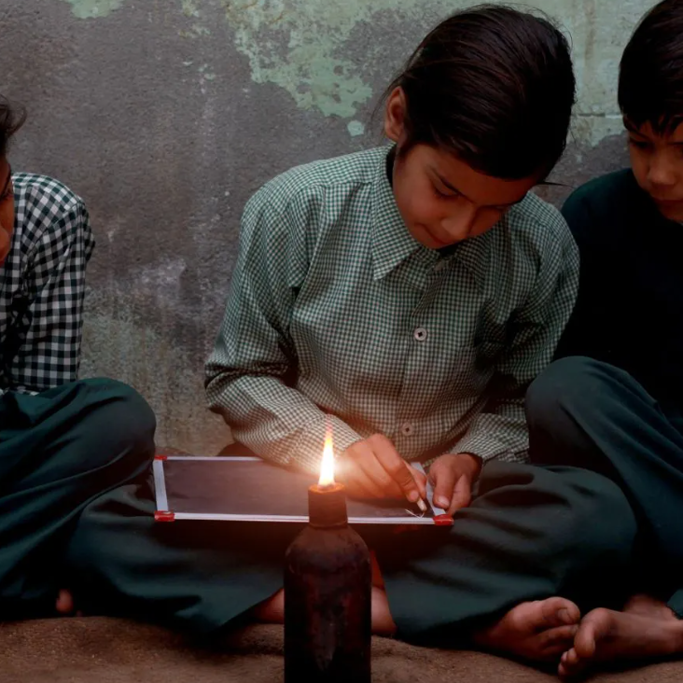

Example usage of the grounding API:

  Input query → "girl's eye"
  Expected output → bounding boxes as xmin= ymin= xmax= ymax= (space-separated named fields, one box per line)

xmin=433 ymin=184 xmax=457 ymax=199
xmin=628 ymin=139 xmax=651 ymax=151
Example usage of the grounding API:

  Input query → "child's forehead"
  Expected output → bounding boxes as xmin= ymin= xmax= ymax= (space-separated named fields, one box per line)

xmin=625 ymin=117 xmax=683 ymax=143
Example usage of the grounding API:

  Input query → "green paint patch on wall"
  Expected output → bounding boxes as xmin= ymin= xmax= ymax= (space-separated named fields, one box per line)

xmin=57 ymin=0 xmax=650 ymax=141
xmin=63 ymin=0 xmax=125 ymax=19
xmin=215 ymin=0 xmax=575 ymax=118
xmin=59 ymin=0 xmax=574 ymax=118
xmin=219 ymin=0 xmax=432 ymax=118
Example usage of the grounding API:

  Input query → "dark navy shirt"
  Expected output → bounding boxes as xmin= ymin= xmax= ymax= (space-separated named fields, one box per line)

xmin=557 ymin=169 xmax=683 ymax=411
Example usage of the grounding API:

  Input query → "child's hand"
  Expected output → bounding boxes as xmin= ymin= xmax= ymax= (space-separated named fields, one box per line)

xmin=338 ymin=434 xmax=427 ymax=502
xmin=429 ymin=453 xmax=481 ymax=515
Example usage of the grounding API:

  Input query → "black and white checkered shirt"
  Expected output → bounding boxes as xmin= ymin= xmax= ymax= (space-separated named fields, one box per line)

xmin=0 ymin=173 xmax=94 ymax=395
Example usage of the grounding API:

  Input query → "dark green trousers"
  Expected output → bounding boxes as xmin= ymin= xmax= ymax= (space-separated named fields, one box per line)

xmin=0 ymin=378 xmax=155 ymax=619
xmin=67 ymin=460 xmax=636 ymax=645
xmin=527 ymin=356 xmax=683 ymax=617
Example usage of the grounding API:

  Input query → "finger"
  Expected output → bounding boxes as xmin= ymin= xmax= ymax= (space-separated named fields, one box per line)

xmin=431 ymin=461 xmax=457 ymax=511
xmin=344 ymin=469 xmax=381 ymax=499
xmin=447 ymin=474 xmax=472 ymax=515
xmin=409 ymin=465 xmax=428 ymax=501
xmin=337 ymin=452 xmax=383 ymax=498
xmin=356 ymin=453 xmax=404 ymax=498
xmin=349 ymin=438 xmax=404 ymax=498
xmin=368 ymin=434 xmax=420 ymax=501
xmin=344 ymin=444 xmax=392 ymax=498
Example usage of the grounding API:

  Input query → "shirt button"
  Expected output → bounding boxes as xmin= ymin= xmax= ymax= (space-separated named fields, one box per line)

xmin=401 ymin=422 xmax=415 ymax=436
xmin=414 ymin=327 xmax=427 ymax=342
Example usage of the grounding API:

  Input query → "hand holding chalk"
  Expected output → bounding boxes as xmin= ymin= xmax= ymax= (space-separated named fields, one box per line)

xmin=338 ymin=435 xmax=427 ymax=504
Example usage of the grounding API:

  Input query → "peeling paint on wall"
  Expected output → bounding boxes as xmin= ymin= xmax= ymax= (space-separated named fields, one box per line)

xmin=61 ymin=0 xmax=654 ymax=146
xmin=215 ymin=0 xmax=648 ymax=129
xmin=62 ymin=0 xmax=125 ymax=19
xmin=347 ymin=120 xmax=365 ymax=138
xmin=181 ymin=0 xmax=201 ymax=18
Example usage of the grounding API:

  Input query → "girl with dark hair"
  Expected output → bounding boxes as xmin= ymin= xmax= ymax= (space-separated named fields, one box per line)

xmin=68 ymin=6 xmax=635 ymax=664
xmin=0 ymin=97 xmax=155 ymax=621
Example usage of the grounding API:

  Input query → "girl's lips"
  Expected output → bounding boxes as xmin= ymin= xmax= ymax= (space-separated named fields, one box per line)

xmin=421 ymin=225 xmax=449 ymax=247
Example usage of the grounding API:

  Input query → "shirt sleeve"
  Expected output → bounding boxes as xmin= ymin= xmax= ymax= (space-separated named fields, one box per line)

xmin=5 ymin=199 xmax=94 ymax=393
xmin=449 ymin=219 xmax=580 ymax=463
xmin=205 ymin=187 xmax=362 ymax=474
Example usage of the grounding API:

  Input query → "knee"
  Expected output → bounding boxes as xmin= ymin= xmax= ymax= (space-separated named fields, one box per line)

xmin=81 ymin=378 xmax=155 ymax=438
xmin=554 ymin=469 xmax=637 ymax=559
xmin=529 ymin=468 xmax=638 ymax=605
xmin=526 ymin=357 xmax=618 ymax=431
xmin=75 ymin=378 xmax=156 ymax=468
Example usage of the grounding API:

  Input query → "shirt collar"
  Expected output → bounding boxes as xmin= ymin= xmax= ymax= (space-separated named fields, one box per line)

xmin=370 ymin=146 xmax=425 ymax=281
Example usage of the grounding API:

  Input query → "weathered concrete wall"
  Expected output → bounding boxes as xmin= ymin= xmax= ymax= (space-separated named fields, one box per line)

xmin=1 ymin=0 xmax=648 ymax=452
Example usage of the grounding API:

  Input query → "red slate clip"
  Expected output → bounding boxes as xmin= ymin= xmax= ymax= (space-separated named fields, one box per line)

xmin=154 ymin=511 xmax=176 ymax=522
xmin=154 ymin=453 xmax=168 ymax=461
xmin=433 ymin=514 xmax=454 ymax=527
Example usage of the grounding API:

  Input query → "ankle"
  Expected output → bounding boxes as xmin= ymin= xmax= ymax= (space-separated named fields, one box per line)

xmin=371 ymin=587 xmax=396 ymax=636
xmin=251 ymin=589 xmax=285 ymax=623
xmin=670 ymin=618 xmax=683 ymax=654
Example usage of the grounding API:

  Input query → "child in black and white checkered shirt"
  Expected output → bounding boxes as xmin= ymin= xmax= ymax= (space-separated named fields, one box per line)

xmin=0 ymin=96 xmax=155 ymax=621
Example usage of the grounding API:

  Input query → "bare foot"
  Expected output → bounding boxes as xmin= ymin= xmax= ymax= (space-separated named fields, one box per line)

xmin=559 ymin=607 xmax=683 ymax=678
xmin=252 ymin=588 xmax=284 ymax=623
xmin=474 ymin=597 xmax=581 ymax=662
xmin=252 ymin=586 xmax=397 ymax=635
xmin=371 ymin=586 xmax=396 ymax=635
xmin=623 ymin=594 xmax=677 ymax=621
xmin=55 ymin=589 xmax=75 ymax=615
xmin=370 ymin=551 xmax=385 ymax=589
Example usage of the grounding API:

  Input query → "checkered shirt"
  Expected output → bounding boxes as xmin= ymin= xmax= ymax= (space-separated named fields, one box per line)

xmin=206 ymin=147 xmax=578 ymax=473
xmin=0 ymin=173 xmax=94 ymax=394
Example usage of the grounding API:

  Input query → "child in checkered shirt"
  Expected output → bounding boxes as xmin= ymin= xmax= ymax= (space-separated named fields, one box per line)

xmin=67 ymin=6 xmax=635 ymax=666
xmin=0 ymin=96 xmax=155 ymax=620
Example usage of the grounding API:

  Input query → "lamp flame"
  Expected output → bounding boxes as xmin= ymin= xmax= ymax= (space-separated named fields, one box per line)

xmin=318 ymin=428 xmax=335 ymax=488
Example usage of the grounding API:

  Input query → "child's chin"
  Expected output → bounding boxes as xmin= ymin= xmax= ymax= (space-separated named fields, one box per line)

xmin=653 ymin=201 xmax=683 ymax=223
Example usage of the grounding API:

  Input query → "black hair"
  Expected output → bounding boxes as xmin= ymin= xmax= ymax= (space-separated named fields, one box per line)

xmin=619 ymin=0 xmax=683 ymax=135
xmin=382 ymin=4 xmax=576 ymax=180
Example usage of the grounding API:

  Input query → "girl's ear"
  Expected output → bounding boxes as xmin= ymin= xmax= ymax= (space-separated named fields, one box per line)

xmin=384 ymin=87 xmax=408 ymax=143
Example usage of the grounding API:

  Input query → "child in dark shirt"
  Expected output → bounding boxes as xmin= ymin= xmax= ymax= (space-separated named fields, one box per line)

xmin=528 ymin=0 xmax=683 ymax=675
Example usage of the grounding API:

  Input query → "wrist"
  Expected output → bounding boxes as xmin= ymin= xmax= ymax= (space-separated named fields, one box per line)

xmin=455 ymin=452 xmax=482 ymax=477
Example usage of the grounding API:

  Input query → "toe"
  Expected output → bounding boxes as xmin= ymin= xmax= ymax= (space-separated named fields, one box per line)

xmin=567 ymin=648 xmax=580 ymax=666
xmin=573 ymin=608 xmax=613 ymax=660
xmin=558 ymin=659 xmax=570 ymax=679
xmin=539 ymin=625 xmax=580 ymax=659
xmin=540 ymin=597 xmax=581 ymax=629
xmin=55 ymin=589 xmax=74 ymax=615
xmin=558 ymin=647 xmax=583 ymax=679
xmin=541 ymin=625 xmax=580 ymax=648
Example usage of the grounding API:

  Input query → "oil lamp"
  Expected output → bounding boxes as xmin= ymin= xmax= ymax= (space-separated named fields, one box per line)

xmin=284 ymin=429 xmax=372 ymax=682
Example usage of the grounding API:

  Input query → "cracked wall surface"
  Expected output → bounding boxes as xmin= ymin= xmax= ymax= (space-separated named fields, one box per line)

xmin=2 ymin=0 xmax=650 ymax=451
